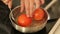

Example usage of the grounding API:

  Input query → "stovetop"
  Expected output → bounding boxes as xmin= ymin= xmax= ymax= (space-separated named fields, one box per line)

xmin=0 ymin=0 xmax=60 ymax=34
xmin=12 ymin=19 xmax=58 ymax=34
xmin=0 ymin=17 xmax=58 ymax=34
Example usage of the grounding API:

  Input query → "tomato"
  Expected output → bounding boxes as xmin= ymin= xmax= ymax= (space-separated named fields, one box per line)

xmin=17 ymin=14 xmax=32 ymax=27
xmin=33 ymin=8 xmax=45 ymax=20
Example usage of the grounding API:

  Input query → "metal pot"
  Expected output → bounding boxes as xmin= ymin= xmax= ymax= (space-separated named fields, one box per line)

xmin=9 ymin=0 xmax=57 ymax=33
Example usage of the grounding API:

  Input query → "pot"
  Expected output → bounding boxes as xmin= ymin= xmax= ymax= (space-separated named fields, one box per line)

xmin=9 ymin=0 xmax=57 ymax=33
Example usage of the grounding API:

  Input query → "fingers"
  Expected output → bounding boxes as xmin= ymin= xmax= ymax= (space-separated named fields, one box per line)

xmin=2 ymin=0 xmax=9 ymax=5
xmin=21 ymin=0 xmax=45 ymax=17
xmin=40 ymin=0 xmax=45 ymax=4
xmin=8 ymin=0 xmax=12 ymax=9
xmin=2 ymin=0 xmax=12 ymax=9
xmin=25 ymin=0 xmax=30 ymax=17
xmin=35 ymin=0 xmax=40 ymax=9
xmin=20 ymin=0 xmax=24 ymax=12
xmin=29 ymin=0 xmax=34 ymax=17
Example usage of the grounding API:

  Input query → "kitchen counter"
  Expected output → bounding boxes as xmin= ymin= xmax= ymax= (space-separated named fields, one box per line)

xmin=49 ymin=18 xmax=60 ymax=34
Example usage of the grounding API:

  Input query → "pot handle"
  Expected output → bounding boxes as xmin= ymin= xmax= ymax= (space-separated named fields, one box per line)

xmin=44 ymin=0 xmax=57 ymax=10
xmin=44 ymin=0 xmax=57 ymax=20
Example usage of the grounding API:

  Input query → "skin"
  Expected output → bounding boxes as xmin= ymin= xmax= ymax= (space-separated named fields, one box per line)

xmin=2 ymin=0 xmax=44 ymax=17
xmin=2 ymin=0 xmax=12 ymax=9
xmin=20 ymin=0 xmax=45 ymax=17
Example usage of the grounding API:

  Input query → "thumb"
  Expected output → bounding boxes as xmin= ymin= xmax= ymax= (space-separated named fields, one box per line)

xmin=8 ymin=0 xmax=12 ymax=9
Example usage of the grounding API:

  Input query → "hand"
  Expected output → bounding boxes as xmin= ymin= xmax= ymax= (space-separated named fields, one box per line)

xmin=20 ymin=0 xmax=45 ymax=17
xmin=2 ymin=0 xmax=12 ymax=9
xmin=7 ymin=0 xmax=12 ymax=9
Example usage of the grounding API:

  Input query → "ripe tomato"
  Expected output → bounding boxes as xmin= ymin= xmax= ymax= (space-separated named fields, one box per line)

xmin=33 ymin=8 xmax=45 ymax=20
xmin=17 ymin=14 xmax=32 ymax=27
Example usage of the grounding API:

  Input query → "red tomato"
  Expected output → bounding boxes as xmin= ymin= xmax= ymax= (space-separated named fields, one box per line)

xmin=17 ymin=14 xmax=32 ymax=27
xmin=33 ymin=8 xmax=45 ymax=20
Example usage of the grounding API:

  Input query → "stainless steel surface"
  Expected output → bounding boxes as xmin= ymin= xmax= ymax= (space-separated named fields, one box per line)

xmin=9 ymin=6 xmax=48 ymax=33
xmin=9 ymin=0 xmax=58 ymax=33
xmin=0 ymin=0 xmax=60 ymax=34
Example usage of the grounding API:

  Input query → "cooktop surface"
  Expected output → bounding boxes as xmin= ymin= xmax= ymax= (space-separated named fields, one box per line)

xmin=0 ymin=17 xmax=58 ymax=34
xmin=0 ymin=0 xmax=59 ymax=34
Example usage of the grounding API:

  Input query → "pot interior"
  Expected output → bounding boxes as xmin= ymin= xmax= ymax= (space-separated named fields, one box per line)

xmin=11 ymin=6 xmax=48 ymax=27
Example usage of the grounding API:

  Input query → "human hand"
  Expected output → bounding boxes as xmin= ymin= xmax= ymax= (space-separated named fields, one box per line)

xmin=2 ymin=0 xmax=12 ymax=9
xmin=20 ymin=0 xmax=45 ymax=17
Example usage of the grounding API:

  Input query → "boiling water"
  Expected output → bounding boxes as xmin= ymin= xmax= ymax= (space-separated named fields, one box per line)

xmin=12 ymin=6 xmax=47 ymax=27
xmin=14 ymin=13 xmax=47 ymax=27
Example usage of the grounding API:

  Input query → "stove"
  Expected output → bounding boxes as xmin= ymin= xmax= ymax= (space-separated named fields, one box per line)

xmin=11 ymin=19 xmax=58 ymax=34
xmin=0 ymin=0 xmax=60 ymax=34
xmin=0 ymin=16 xmax=58 ymax=34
